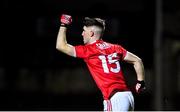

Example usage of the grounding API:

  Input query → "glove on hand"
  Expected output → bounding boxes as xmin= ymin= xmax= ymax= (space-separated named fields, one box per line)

xmin=135 ymin=80 xmax=146 ymax=94
xmin=60 ymin=14 xmax=72 ymax=26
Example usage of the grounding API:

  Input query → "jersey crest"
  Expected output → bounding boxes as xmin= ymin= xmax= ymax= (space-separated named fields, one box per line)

xmin=96 ymin=42 xmax=110 ymax=50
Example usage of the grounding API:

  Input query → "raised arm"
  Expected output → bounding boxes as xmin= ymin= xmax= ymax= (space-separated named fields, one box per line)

xmin=56 ymin=14 xmax=75 ymax=57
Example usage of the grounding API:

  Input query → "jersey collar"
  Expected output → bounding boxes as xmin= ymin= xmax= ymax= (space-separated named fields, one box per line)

xmin=89 ymin=39 xmax=102 ymax=45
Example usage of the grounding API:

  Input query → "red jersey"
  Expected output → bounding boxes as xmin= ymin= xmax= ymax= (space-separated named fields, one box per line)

xmin=74 ymin=40 xmax=129 ymax=100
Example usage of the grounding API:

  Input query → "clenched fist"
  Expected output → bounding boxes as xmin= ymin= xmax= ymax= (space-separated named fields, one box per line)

xmin=135 ymin=80 xmax=146 ymax=94
xmin=60 ymin=14 xmax=72 ymax=26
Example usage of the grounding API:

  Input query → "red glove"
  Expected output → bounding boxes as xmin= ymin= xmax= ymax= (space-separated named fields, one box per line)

xmin=135 ymin=80 xmax=146 ymax=94
xmin=60 ymin=14 xmax=72 ymax=26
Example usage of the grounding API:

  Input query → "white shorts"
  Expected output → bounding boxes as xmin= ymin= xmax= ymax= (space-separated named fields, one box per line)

xmin=103 ymin=91 xmax=134 ymax=111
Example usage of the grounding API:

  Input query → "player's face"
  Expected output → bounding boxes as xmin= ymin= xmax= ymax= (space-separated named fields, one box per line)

xmin=82 ymin=26 xmax=91 ymax=44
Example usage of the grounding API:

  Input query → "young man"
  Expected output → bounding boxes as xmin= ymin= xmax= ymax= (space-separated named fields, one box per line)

xmin=56 ymin=14 xmax=145 ymax=111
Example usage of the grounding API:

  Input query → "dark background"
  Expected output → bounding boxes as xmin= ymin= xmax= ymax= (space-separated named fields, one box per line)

xmin=1 ymin=0 xmax=180 ymax=111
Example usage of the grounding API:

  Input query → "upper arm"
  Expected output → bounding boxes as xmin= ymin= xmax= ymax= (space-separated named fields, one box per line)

xmin=56 ymin=44 xmax=76 ymax=57
xmin=124 ymin=51 xmax=142 ymax=64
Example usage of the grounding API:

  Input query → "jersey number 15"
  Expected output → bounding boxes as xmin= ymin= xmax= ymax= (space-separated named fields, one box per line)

xmin=98 ymin=53 xmax=121 ymax=73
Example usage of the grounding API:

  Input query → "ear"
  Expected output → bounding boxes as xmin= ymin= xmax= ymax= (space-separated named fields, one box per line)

xmin=89 ymin=31 xmax=94 ymax=37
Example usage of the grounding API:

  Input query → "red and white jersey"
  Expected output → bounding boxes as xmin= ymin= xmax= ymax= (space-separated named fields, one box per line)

xmin=74 ymin=40 xmax=129 ymax=100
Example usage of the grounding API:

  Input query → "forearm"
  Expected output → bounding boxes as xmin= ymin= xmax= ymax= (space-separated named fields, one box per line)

xmin=56 ymin=26 xmax=68 ymax=52
xmin=56 ymin=26 xmax=75 ymax=56
xmin=133 ymin=58 xmax=145 ymax=81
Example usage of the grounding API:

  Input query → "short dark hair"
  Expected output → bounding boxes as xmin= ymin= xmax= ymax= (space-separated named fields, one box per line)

xmin=84 ymin=17 xmax=105 ymax=30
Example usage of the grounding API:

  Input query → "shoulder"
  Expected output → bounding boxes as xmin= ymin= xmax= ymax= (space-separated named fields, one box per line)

xmin=105 ymin=42 xmax=124 ymax=50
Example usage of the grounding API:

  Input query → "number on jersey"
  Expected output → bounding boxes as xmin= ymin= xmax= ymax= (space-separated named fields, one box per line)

xmin=98 ymin=53 xmax=120 ymax=73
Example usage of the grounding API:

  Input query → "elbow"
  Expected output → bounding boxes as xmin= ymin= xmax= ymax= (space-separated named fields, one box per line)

xmin=134 ymin=58 xmax=144 ymax=70
xmin=136 ymin=57 xmax=143 ymax=65
xmin=56 ymin=43 xmax=68 ymax=54
xmin=56 ymin=44 xmax=60 ymax=50
xmin=133 ymin=57 xmax=143 ymax=66
xmin=56 ymin=44 xmax=64 ymax=51
xmin=56 ymin=44 xmax=59 ymax=50
xmin=137 ymin=57 xmax=142 ymax=63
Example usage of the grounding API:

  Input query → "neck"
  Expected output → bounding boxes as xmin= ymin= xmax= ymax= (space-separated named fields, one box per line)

xmin=89 ymin=40 xmax=97 ymax=44
xmin=89 ymin=36 xmax=101 ymax=44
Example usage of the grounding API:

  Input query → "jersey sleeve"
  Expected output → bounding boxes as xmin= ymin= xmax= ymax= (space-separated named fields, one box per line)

xmin=74 ymin=45 xmax=89 ymax=59
xmin=116 ymin=45 xmax=127 ymax=60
